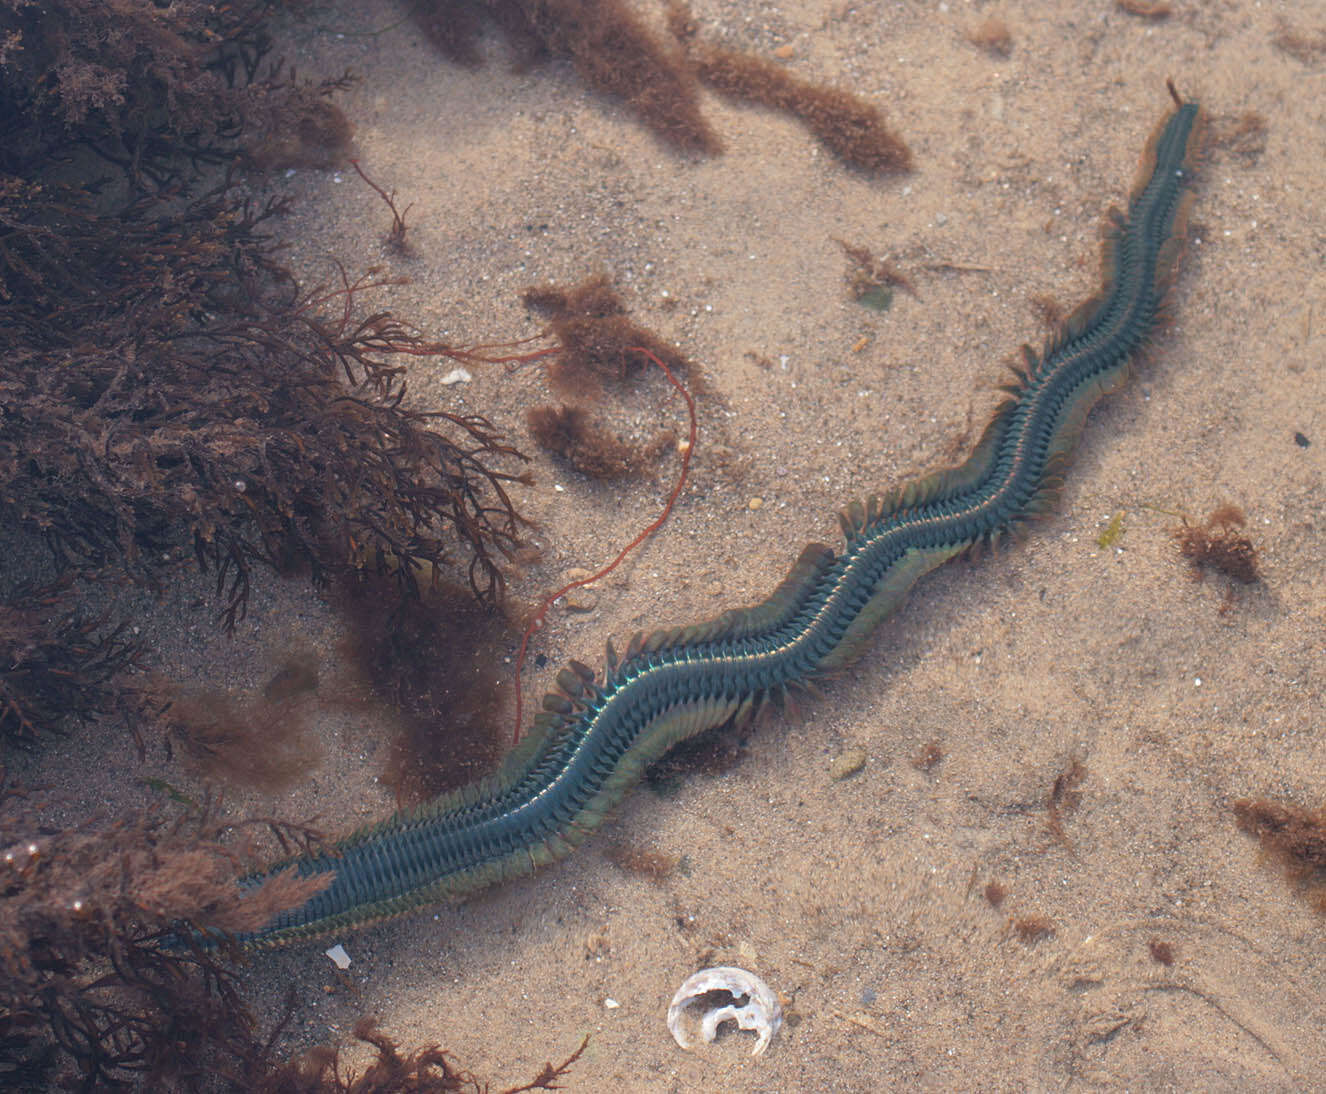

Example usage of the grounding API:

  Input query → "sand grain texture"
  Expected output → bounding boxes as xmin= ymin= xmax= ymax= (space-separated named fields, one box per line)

xmin=22 ymin=1 xmax=1325 ymax=1089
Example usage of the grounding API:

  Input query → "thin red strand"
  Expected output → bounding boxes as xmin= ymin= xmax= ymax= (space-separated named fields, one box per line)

xmin=512 ymin=347 xmax=698 ymax=743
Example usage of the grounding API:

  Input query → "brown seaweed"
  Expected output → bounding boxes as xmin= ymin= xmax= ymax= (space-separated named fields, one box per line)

xmin=0 ymin=802 xmax=328 ymax=1088
xmin=1233 ymin=797 xmax=1326 ymax=914
xmin=667 ymin=2 xmax=911 ymax=172
xmin=261 ymin=1019 xmax=587 ymax=1094
xmin=0 ymin=3 xmax=546 ymax=1086
xmin=1173 ymin=504 xmax=1261 ymax=586
xmin=158 ymin=679 xmax=323 ymax=793
xmin=527 ymin=403 xmax=673 ymax=479
xmin=0 ymin=581 xmax=140 ymax=748
xmin=1012 ymin=915 xmax=1055 ymax=944
xmin=0 ymin=0 xmax=354 ymax=186
xmin=412 ymin=1 xmax=911 ymax=169
xmin=335 ymin=574 xmax=515 ymax=806
xmin=522 ymin=273 xmax=698 ymax=395
xmin=0 ymin=177 xmax=529 ymax=627
xmin=351 ymin=159 xmax=413 ymax=254
xmin=413 ymin=0 xmax=719 ymax=152
xmin=1047 ymin=758 xmax=1087 ymax=847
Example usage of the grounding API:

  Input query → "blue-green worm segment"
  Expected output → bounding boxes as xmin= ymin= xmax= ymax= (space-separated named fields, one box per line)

xmin=231 ymin=91 xmax=1203 ymax=948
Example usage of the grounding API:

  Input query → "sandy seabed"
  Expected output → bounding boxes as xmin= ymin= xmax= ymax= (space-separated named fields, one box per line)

xmin=26 ymin=1 xmax=1326 ymax=1090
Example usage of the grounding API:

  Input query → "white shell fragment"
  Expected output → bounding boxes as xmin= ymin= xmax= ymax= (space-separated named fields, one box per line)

xmin=667 ymin=966 xmax=783 ymax=1057
xmin=324 ymin=943 xmax=351 ymax=970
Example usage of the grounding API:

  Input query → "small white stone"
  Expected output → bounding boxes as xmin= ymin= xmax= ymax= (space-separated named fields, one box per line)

xmin=324 ymin=944 xmax=351 ymax=970
xmin=439 ymin=367 xmax=472 ymax=385
xmin=604 ymin=998 xmax=620 ymax=1009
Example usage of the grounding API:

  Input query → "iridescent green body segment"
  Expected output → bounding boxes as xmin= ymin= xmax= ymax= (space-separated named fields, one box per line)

xmin=237 ymin=95 xmax=1202 ymax=948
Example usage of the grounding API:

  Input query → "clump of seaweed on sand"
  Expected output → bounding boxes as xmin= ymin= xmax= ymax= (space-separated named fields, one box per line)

xmin=1172 ymin=503 xmax=1261 ymax=586
xmin=0 ymin=2 xmax=562 ymax=1086
xmin=522 ymin=274 xmax=689 ymax=479
xmin=0 ymin=581 xmax=140 ymax=748
xmin=523 ymin=273 xmax=695 ymax=392
xmin=414 ymin=0 xmax=720 ymax=152
xmin=410 ymin=0 xmax=911 ymax=170
xmin=666 ymin=1 xmax=912 ymax=172
xmin=528 ymin=403 xmax=664 ymax=479
xmin=1233 ymin=797 xmax=1326 ymax=915
xmin=0 ymin=0 xmax=354 ymax=182
xmin=334 ymin=574 xmax=517 ymax=806
xmin=351 ymin=159 xmax=414 ymax=254
xmin=264 ymin=1022 xmax=588 ymax=1093
xmin=0 ymin=798 xmax=330 ymax=1087
xmin=0 ymin=177 xmax=529 ymax=628
xmin=966 ymin=17 xmax=1014 ymax=58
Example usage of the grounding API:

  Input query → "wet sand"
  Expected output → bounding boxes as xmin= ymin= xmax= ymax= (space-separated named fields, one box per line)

xmin=29 ymin=1 xmax=1326 ymax=1089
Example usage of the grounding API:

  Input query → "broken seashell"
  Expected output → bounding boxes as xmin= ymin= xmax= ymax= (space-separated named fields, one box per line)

xmin=667 ymin=966 xmax=782 ymax=1057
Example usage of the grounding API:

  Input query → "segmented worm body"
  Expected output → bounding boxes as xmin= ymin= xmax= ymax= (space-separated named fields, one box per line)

xmin=232 ymin=93 xmax=1203 ymax=949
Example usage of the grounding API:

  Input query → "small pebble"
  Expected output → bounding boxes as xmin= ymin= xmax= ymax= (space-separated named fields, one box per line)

xmin=829 ymin=747 xmax=867 ymax=781
xmin=748 ymin=497 xmax=764 ymax=511
xmin=324 ymin=944 xmax=351 ymax=969
xmin=439 ymin=367 xmax=472 ymax=385
xmin=772 ymin=43 xmax=796 ymax=59
xmin=563 ymin=588 xmax=599 ymax=612
xmin=605 ymin=997 xmax=620 ymax=1009
xmin=562 ymin=567 xmax=598 ymax=612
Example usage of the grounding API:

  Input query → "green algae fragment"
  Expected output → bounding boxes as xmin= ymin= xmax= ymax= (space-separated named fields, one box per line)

xmin=1096 ymin=511 xmax=1125 ymax=549
xmin=856 ymin=285 xmax=894 ymax=312
xmin=140 ymin=776 xmax=197 ymax=807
